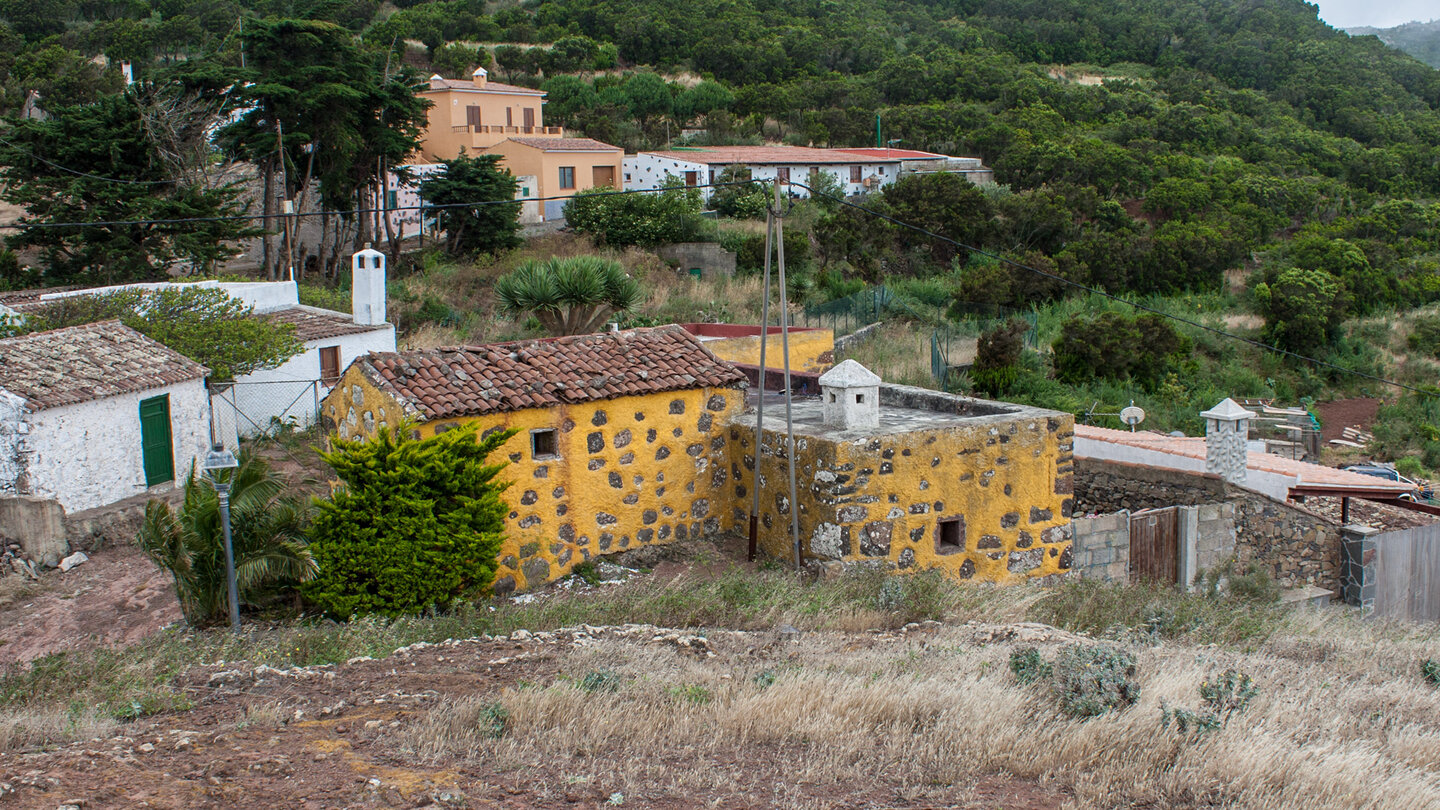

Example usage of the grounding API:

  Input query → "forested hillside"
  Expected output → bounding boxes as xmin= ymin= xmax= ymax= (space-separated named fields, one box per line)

xmin=1350 ymin=19 xmax=1440 ymax=68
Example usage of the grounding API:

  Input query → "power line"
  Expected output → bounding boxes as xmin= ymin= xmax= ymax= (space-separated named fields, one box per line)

xmin=788 ymin=180 xmax=1434 ymax=398
xmin=0 ymin=136 xmax=175 ymax=187
xmin=6 ymin=180 xmax=752 ymax=229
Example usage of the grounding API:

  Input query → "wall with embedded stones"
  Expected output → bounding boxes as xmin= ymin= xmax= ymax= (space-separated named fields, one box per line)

xmin=728 ymin=397 xmax=1075 ymax=584
xmin=322 ymin=367 xmax=746 ymax=594
xmin=1076 ymin=456 xmax=1340 ymax=591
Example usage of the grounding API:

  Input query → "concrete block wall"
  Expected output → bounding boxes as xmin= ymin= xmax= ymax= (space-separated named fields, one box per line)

xmin=1071 ymin=512 xmax=1130 ymax=581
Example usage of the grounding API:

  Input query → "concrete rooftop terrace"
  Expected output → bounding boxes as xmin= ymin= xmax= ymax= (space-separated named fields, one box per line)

xmin=747 ymin=384 xmax=1069 ymax=441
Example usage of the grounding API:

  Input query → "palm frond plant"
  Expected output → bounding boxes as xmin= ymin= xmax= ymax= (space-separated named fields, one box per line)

xmin=495 ymin=255 xmax=643 ymax=335
xmin=138 ymin=448 xmax=316 ymax=627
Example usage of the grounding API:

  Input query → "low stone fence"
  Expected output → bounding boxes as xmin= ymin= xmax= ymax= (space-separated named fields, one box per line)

xmin=1074 ymin=457 xmax=1226 ymax=513
xmin=1071 ymin=512 xmax=1129 ymax=581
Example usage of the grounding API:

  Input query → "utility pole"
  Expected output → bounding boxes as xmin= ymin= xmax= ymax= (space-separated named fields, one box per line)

xmin=774 ymin=180 xmax=801 ymax=571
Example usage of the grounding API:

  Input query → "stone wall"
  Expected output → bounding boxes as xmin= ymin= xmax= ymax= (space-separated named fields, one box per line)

xmin=324 ymin=367 xmax=748 ymax=594
xmin=730 ymin=394 xmax=1075 ymax=584
xmin=1077 ymin=457 xmax=1341 ymax=591
xmin=1074 ymin=457 xmax=1226 ymax=514
xmin=655 ymin=242 xmax=737 ymax=280
xmin=1071 ymin=512 xmax=1129 ymax=581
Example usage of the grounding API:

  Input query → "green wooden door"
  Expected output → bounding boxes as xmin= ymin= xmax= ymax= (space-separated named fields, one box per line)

xmin=139 ymin=394 xmax=175 ymax=487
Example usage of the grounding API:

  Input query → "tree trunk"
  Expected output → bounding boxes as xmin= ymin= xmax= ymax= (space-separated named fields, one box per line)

xmin=261 ymin=158 xmax=274 ymax=280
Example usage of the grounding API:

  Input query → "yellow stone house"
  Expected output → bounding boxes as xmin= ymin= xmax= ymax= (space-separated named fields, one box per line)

xmin=322 ymin=328 xmax=1076 ymax=593
xmin=322 ymin=325 xmax=747 ymax=594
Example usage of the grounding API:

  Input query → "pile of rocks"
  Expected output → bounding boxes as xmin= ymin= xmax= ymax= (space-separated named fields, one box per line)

xmin=1 ymin=539 xmax=39 ymax=579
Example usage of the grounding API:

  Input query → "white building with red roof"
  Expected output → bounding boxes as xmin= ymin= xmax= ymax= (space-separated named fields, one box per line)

xmin=0 ymin=321 xmax=211 ymax=512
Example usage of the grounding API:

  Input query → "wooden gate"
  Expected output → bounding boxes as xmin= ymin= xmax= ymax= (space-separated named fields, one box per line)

xmin=1129 ymin=507 xmax=1178 ymax=584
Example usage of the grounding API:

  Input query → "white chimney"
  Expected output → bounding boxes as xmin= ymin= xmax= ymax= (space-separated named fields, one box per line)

xmin=472 ymin=66 xmax=489 ymax=88
xmin=120 ymin=60 xmax=134 ymax=85
xmin=352 ymin=245 xmax=386 ymax=326
xmin=818 ymin=359 xmax=882 ymax=430
xmin=1201 ymin=398 xmax=1255 ymax=485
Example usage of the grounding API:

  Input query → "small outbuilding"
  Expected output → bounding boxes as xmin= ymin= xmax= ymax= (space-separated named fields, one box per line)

xmin=323 ymin=325 xmax=748 ymax=594
xmin=0 ymin=321 xmax=210 ymax=513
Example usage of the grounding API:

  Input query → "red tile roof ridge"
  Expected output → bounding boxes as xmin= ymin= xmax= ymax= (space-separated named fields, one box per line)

xmin=504 ymin=136 xmax=620 ymax=151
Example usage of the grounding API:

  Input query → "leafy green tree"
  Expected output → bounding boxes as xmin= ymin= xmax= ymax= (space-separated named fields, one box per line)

xmin=23 ymin=287 xmax=304 ymax=381
xmin=139 ymin=449 xmax=316 ymax=627
xmin=1052 ymin=311 xmax=1191 ymax=390
xmin=305 ymin=422 xmax=514 ymax=618
xmin=972 ymin=318 xmax=1030 ymax=395
xmin=564 ymin=179 xmax=707 ymax=247
xmin=1254 ymin=267 xmax=1349 ymax=353
xmin=418 ymin=153 xmax=522 ymax=256
xmin=495 ymin=255 xmax=643 ymax=336
xmin=708 ymin=165 xmax=770 ymax=219
xmin=0 ymin=93 xmax=253 ymax=285
xmin=430 ymin=43 xmax=490 ymax=79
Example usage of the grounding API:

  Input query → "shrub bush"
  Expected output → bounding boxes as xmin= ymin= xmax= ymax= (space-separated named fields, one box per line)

xmin=973 ymin=318 xmax=1030 ymax=395
xmin=1161 ymin=669 xmax=1257 ymax=735
xmin=1052 ymin=311 xmax=1191 ymax=391
xmin=1052 ymin=644 xmax=1140 ymax=718
xmin=1009 ymin=646 xmax=1053 ymax=684
xmin=1423 ymin=659 xmax=1440 ymax=687
xmin=304 ymin=422 xmax=515 ymax=618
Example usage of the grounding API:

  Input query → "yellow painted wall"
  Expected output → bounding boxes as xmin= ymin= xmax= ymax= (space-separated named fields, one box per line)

xmin=728 ymin=414 xmax=1075 ymax=583
xmin=703 ymin=329 xmax=835 ymax=373
xmin=322 ymin=367 xmax=746 ymax=594
xmin=417 ymin=86 xmax=550 ymax=161
xmin=485 ymin=140 xmax=623 ymax=219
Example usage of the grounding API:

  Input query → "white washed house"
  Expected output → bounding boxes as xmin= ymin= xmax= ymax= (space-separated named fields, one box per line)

xmin=624 ymin=146 xmax=904 ymax=200
xmin=2 ymin=251 xmax=396 ymax=441
xmin=0 ymin=321 xmax=210 ymax=512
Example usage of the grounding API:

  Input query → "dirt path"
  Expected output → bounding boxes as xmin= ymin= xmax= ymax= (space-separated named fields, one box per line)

xmin=0 ymin=544 xmax=181 ymax=667
xmin=1 ymin=626 xmax=1069 ymax=809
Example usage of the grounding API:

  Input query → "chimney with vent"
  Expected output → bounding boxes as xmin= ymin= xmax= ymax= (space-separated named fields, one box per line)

xmin=1201 ymin=398 xmax=1255 ymax=485
xmin=472 ymin=66 xmax=489 ymax=88
xmin=818 ymin=359 xmax=882 ymax=430
xmin=352 ymin=245 xmax=386 ymax=326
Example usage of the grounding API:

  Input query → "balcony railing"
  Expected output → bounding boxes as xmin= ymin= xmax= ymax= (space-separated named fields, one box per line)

xmin=450 ymin=125 xmax=564 ymax=136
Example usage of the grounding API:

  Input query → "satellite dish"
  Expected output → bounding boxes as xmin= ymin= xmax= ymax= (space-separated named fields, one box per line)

xmin=1120 ymin=405 xmax=1146 ymax=428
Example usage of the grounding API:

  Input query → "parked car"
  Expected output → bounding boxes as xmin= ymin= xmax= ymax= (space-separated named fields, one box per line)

xmin=1343 ymin=465 xmax=1435 ymax=501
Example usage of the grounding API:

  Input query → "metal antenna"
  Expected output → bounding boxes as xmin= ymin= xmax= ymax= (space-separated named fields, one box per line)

xmin=747 ymin=181 xmax=775 ymax=562
xmin=774 ymin=179 xmax=802 ymax=571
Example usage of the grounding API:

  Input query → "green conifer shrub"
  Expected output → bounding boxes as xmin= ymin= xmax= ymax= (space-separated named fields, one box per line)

xmin=305 ymin=422 xmax=515 ymax=618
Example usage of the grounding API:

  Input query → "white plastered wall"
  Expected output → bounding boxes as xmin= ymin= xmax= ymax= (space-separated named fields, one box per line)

xmin=23 ymin=378 xmax=210 ymax=513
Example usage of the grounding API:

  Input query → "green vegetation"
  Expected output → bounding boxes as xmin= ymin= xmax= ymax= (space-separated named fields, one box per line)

xmin=1161 ymin=669 xmax=1258 ymax=735
xmin=1052 ymin=644 xmax=1140 ymax=718
xmin=1052 ymin=312 xmax=1190 ymax=391
xmin=495 ymin=255 xmax=643 ymax=336
xmin=564 ymin=181 xmax=708 ymax=247
xmin=417 ymin=153 xmax=522 ymax=257
xmin=17 ymin=286 xmax=303 ymax=381
xmin=138 ymin=449 xmax=316 ymax=627
xmin=305 ymin=422 xmax=515 ymax=618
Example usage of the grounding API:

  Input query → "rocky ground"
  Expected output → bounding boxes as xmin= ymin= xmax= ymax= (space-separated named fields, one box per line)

xmin=0 ymin=543 xmax=180 ymax=667
xmin=0 ymin=623 xmax=1071 ymax=809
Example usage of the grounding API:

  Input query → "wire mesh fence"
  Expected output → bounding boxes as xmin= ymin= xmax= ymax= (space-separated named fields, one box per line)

xmin=210 ymin=379 xmax=326 ymax=441
xmin=931 ymin=308 xmax=1039 ymax=390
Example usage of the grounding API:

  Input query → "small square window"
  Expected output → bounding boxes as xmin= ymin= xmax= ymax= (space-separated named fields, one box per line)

xmin=531 ymin=429 xmax=557 ymax=458
xmin=855 ymin=393 xmax=864 ymax=404
xmin=829 ymin=393 xmax=836 ymax=403
xmin=938 ymin=518 xmax=963 ymax=552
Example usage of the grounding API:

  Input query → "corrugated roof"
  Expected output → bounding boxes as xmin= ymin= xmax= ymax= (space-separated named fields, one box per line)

xmin=1075 ymin=424 xmax=1413 ymax=494
xmin=422 ymin=77 xmax=545 ymax=96
xmin=639 ymin=146 xmax=904 ymax=165
xmin=262 ymin=307 xmax=388 ymax=342
xmin=0 ymin=321 xmax=207 ymax=410
xmin=356 ymin=325 xmax=747 ymax=421
xmin=504 ymin=137 xmax=620 ymax=152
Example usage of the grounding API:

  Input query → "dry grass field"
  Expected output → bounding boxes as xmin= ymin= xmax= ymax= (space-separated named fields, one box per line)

xmin=2 ymin=542 xmax=1439 ymax=808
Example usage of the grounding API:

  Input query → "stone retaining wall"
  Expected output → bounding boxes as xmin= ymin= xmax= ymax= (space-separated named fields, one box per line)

xmin=1071 ymin=512 xmax=1129 ymax=581
xmin=1074 ymin=457 xmax=1226 ymax=514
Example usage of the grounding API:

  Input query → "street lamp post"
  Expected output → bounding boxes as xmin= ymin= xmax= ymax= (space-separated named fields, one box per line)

xmin=202 ymin=443 xmax=241 ymax=634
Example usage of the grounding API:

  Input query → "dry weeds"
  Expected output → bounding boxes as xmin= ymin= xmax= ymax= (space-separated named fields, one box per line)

xmin=0 ymin=707 xmax=116 ymax=753
xmin=396 ymin=611 xmax=1440 ymax=809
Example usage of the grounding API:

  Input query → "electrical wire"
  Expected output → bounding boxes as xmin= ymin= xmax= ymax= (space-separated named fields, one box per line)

xmin=8 ymin=180 xmax=756 ymax=229
xmin=788 ymin=180 xmax=1435 ymax=398
xmin=0 ymin=136 xmax=176 ymax=186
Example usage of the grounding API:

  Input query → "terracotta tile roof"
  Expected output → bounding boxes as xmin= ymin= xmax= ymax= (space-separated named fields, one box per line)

xmin=357 ymin=325 xmax=747 ymax=421
xmin=640 ymin=146 xmax=904 ymax=165
xmin=1074 ymin=424 xmax=1413 ymax=494
xmin=829 ymin=148 xmax=948 ymax=160
xmin=423 ymin=77 xmax=545 ymax=96
xmin=504 ymin=137 xmax=620 ymax=152
xmin=262 ymin=307 xmax=388 ymax=342
xmin=0 ymin=286 xmax=78 ymax=312
xmin=0 ymin=320 xmax=207 ymax=410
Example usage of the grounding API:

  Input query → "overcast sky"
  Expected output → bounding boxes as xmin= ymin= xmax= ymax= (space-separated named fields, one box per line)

xmin=1311 ymin=0 xmax=1437 ymax=29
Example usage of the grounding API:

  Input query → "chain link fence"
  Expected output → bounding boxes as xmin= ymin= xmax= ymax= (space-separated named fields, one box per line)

xmin=210 ymin=379 xmax=326 ymax=443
